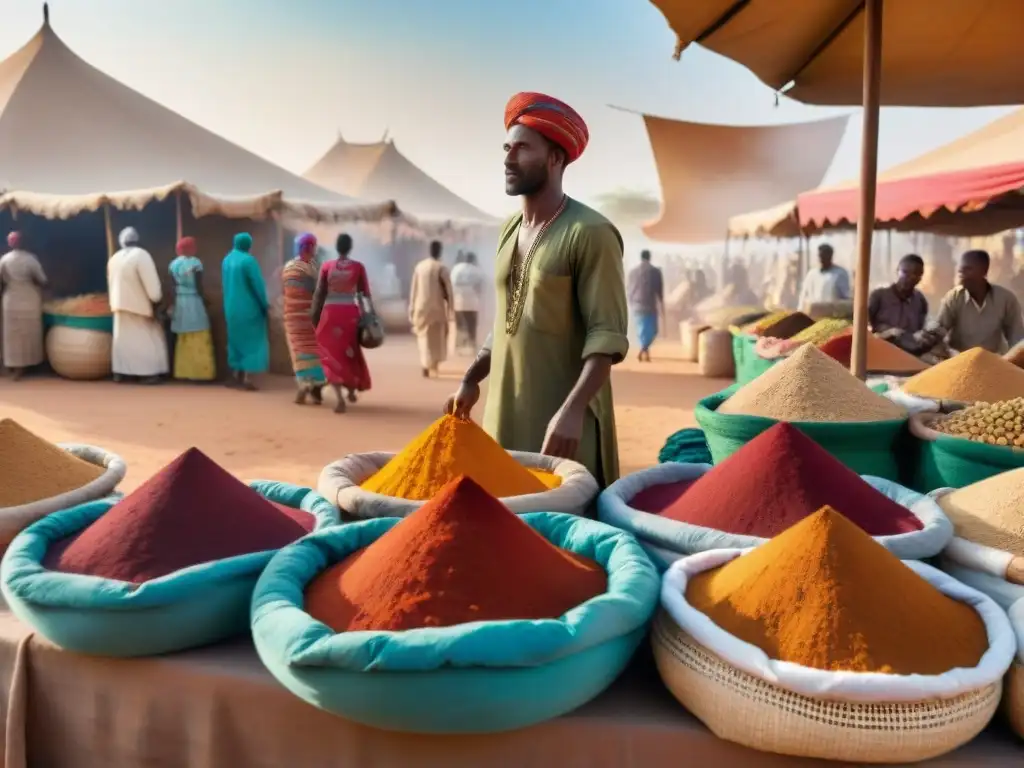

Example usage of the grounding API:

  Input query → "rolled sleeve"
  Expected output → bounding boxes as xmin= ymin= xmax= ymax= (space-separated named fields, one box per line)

xmin=573 ymin=224 xmax=629 ymax=363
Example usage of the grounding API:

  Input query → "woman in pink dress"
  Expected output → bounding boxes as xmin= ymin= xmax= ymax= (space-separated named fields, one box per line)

xmin=311 ymin=233 xmax=373 ymax=413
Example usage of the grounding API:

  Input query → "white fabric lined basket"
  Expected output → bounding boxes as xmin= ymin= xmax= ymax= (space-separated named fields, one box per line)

xmin=0 ymin=443 xmax=126 ymax=553
xmin=317 ymin=450 xmax=598 ymax=519
xmin=598 ymin=464 xmax=953 ymax=565
xmin=931 ymin=487 xmax=1024 ymax=587
xmin=653 ymin=549 xmax=1016 ymax=763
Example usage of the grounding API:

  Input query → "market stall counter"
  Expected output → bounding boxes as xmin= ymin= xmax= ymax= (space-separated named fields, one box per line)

xmin=0 ymin=610 xmax=1017 ymax=767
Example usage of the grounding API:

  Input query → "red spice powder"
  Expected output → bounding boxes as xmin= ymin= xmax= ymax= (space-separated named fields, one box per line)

xmin=305 ymin=475 xmax=607 ymax=632
xmin=45 ymin=448 xmax=310 ymax=583
xmin=657 ymin=423 xmax=923 ymax=537
xmin=272 ymin=502 xmax=315 ymax=533
xmin=630 ymin=479 xmax=697 ymax=514
xmin=819 ymin=329 xmax=928 ymax=373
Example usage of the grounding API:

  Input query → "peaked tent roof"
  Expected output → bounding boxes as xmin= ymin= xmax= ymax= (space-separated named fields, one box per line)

xmin=633 ymin=109 xmax=849 ymax=243
xmin=796 ymin=107 xmax=1024 ymax=235
xmin=0 ymin=12 xmax=362 ymax=214
xmin=304 ymin=136 xmax=497 ymax=223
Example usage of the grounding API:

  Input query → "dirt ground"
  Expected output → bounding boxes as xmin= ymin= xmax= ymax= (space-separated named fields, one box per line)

xmin=0 ymin=337 xmax=728 ymax=492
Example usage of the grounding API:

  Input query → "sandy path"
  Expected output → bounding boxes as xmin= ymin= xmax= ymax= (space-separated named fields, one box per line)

xmin=0 ymin=337 xmax=727 ymax=491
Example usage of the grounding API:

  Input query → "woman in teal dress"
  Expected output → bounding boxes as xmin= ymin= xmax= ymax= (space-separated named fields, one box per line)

xmin=168 ymin=236 xmax=216 ymax=381
xmin=221 ymin=232 xmax=269 ymax=390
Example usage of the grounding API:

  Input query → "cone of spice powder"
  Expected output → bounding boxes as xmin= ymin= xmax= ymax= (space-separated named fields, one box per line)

xmin=361 ymin=414 xmax=547 ymax=501
xmin=685 ymin=506 xmax=988 ymax=674
xmin=653 ymin=423 xmax=922 ymax=537
xmin=818 ymin=329 xmax=928 ymax=374
xmin=937 ymin=468 xmax=1024 ymax=558
xmin=45 ymin=448 xmax=310 ymax=583
xmin=0 ymin=419 xmax=105 ymax=507
xmin=305 ymin=475 xmax=607 ymax=632
xmin=901 ymin=347 xmax=1024 ymax=403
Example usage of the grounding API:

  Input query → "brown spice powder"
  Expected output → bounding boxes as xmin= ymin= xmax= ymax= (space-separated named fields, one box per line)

xmin=0 ymin=419 xmax=105 ymax=507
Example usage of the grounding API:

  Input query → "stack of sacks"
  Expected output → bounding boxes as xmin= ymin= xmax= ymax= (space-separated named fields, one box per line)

xmin=1 ymin=448 xmax=337 ymax=656
xmin=251 ymin=476 xmax=659 ymax=733
xmin=695 ymin=344 xmax=907 ymax=479
xmin=317 ymin=414 xmax=598 ymax=519
xmin=0 ymin=419 xmax=126 ymax=552
xmin=653 ymin=508 xmax=1015 ymax=762
xmin=600 ymin=423 xmax=951 ymax=569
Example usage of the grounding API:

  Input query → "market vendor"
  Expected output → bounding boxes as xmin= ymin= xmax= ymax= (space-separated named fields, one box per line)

xmin=444 ymin=92 xmax=628 ymax=487
xmin=0 ymin=231 xmax=48 ymax=380
xmin=799 ymin=243 xmax=850 ymax=308
xmin=935 ymin=249 xmax=1024 ymax=353
xmin=868 ymin=254 xmax=929 ymax=353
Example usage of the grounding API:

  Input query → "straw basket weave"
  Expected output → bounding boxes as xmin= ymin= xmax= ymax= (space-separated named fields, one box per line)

xmin=654 ymin=550 xmax=1016 ymax=763
xmin=46 ymin=326 xmax=111 ymax=380
xmin=652 ymin=614 xmax=1001 ymax=763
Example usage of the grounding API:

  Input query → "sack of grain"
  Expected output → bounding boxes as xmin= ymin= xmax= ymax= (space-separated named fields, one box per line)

xmin=679 ymin=321 xmax=708 ymax=362
xmin=696 ymin=387 xmax=906 ymax=480
xmin=599 ymin=464 xmax=951 ymax=565
xmin=319 ymin=451 xmax=598 ymax=520
xmin=0 ymin=443 xmax=126 ymax=554
xmin=0 ymin=481 xmax=338 ymax=657
xmin=909 ymin=412 xmax=1024 ymax=492
xmin=697 ymin=329 xmax=734 ymax=378
xmin=654 ymin=549 xmax=1015 ymax=763
xmin=250 ymin=513 xmax=659 ymax=733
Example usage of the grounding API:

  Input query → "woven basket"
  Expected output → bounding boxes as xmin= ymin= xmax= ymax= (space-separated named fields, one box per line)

xmin=910 ymin=413 xmax=1024 ymax=492
xmin=46 ymin=326 xmax=111 ymax=380
xmin=652 ymin=614 xmax=1002 ymax=763
xmin=654 ymin=550 xmax=1016 ymax=763
xmin=1009 ymin=662 xmax=1024 ymax=739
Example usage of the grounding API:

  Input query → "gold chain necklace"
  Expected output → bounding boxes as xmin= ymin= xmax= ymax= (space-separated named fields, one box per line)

xmin=505 ymin=196 xmax=568 ymax=336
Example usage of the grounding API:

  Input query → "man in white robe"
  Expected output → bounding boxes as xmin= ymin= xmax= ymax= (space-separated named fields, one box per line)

xmin=408 ymin=240 xmax=453 ymax=377
xmin=107 ymin=227 xmax=169 ymax=384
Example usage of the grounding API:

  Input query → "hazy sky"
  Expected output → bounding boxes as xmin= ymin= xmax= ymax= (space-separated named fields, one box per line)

xmin=1 ymin=0 xmax=1016 ymax=218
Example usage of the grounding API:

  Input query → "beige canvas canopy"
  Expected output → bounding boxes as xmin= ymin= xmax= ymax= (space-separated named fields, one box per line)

xmin=727 ymin=200 xmax=801 ymax=239
xmin=628 ymin=108 xmax=848 ymax=243
xmin=0 ymin=11 xmax=391 ymax=224
xmin=304 ymin=136 xmax=497 ymax=224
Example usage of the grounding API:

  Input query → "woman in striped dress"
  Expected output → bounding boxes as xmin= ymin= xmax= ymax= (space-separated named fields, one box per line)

xmin=282 ymin=233 xmax=327 ymax=404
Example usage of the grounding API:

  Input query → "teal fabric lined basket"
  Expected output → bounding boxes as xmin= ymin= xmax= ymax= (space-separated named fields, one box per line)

xmin=1 ymin=480 xmax=339 ymax=657
xmin=732 ymin=332 xmax=778 ymax=385
xmin=43 ymin=312 xmax=114 ymax=333
xmin=251 ymin=512 xmax=659 ymax=734
xmin=695 ymin=386 xmax=907 ymax=480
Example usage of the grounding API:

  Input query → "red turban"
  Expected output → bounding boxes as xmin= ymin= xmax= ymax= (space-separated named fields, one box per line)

xmin=176 ymin=236 xmax=196 ymax=256
xmin=6 ymin=231 xmax=21 ymax=249
xmin=504 ymin=92 xmax=589 ymax=164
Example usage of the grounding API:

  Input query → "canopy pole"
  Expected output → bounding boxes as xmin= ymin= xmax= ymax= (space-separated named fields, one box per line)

xmin=103 ymin=203 xmax=115 ymax=258
xmin=275 ymin=212 xmax=286 ymax=265
xmin=175 ymin=189 xmax=184 ymax=241
xmin=851 ymin=0 xmax=883 ymax=380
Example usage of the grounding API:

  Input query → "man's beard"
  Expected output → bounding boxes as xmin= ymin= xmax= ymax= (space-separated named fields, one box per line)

xmin=505 ymin=165 xmax=548 ymax=197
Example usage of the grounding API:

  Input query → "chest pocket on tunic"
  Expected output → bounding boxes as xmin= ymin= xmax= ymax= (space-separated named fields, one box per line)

xmin=522 ymin=272 xmax=573 ymax=335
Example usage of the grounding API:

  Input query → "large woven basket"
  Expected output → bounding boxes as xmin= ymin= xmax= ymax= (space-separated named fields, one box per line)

xmin=46 ymin=326 xmax=111 ymax=380
xmin=652 ymin=613 xmax=1002 ymax=763
xmin=654 ymin=550 xmax=1016 ymax=763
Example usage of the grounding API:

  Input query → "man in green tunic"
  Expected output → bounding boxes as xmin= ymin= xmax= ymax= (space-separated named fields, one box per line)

xmin=444 ymin=92 xmax=628 ymax=486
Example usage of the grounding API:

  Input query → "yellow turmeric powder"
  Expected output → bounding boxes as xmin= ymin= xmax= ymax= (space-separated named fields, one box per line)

xmin=362 ymin=415 xmax=548 ymax=500
xmin=530 ymin=470 xmax=563 ymax=489
xmin=686 ymin=506 xmax=988 ymax=675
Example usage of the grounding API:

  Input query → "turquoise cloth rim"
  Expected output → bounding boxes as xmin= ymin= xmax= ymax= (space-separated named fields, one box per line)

xmin=43 ymin=312 xmax=114 ymax=333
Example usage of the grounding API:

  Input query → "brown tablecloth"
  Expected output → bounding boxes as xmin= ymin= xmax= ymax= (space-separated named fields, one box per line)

xmin=0 ymin=610 xmax=1018 ymax=767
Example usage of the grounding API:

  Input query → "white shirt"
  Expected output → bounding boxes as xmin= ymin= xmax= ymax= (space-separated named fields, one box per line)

xmin=108 ymin=246 xmax=163 ymax=317
xmin=450 ymin=262 xmax=485 ymax=312
xmin=799 ymin=265 xmax=851 ymax=308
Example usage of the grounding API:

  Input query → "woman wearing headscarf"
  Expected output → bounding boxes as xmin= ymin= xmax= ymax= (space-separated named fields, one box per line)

xmin=310 ymin=232 xmax=373 ymax=413
xmin=0 ymin=231 xmax=47 ymax=380
xmin=168 ymin=236 xmax=215 ymax=382
xmin=221 ymin=232 xmax=269 ymax=391
xmin=107 ymin=226 xmax=168 ymax=384
xmin=281 ymin=232 xmax=326 ymax=404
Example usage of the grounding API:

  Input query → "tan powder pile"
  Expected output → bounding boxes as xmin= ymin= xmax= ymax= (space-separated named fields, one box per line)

xmin=937 ymin=469 xmax=1024 ymax=557
xmin=0 ymin=419 xmax=105 ymax=507
xmin=719 ymin=344 xmax=906 ymax=423
xmin=902 ymin=348 xmax=1024 ymax=403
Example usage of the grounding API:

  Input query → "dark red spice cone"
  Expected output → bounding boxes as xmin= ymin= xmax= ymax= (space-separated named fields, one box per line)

xmin=658 ymin=423 xmax=922 ymax=537
xmin=305 ymin=475 xmax=607 ymax=632
xmin=45 ymin=448 xmax=309 ymax=583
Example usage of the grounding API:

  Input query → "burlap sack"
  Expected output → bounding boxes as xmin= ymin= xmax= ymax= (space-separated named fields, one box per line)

xmin=0 ymin=443 xmax=126 ymax=554
xmin=318 ymin=450 xmax=598 ymax=519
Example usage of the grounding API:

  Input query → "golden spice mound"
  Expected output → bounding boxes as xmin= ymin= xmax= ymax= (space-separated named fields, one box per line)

xmin=936 ymin=398 xmax=1024 ymax=448
xmin=790 ymin=317 xmax=851 ymax=345
xmin=937 ymin=468 xmax=1024 ymax=558
xmin=0 ymin=419 xmax=105 ymax=507
xmin=686 ymin=507 xmax=989 ymax=674
xmin=902 ymin=348 xmax=1024 ymax=403
xmin=44 ymin=293 xmax=111 ymax=317
xmin=718 ymin=343 xmax=905 ymax=423
xmin=361 ymin=415 xmax=547 ymax=501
